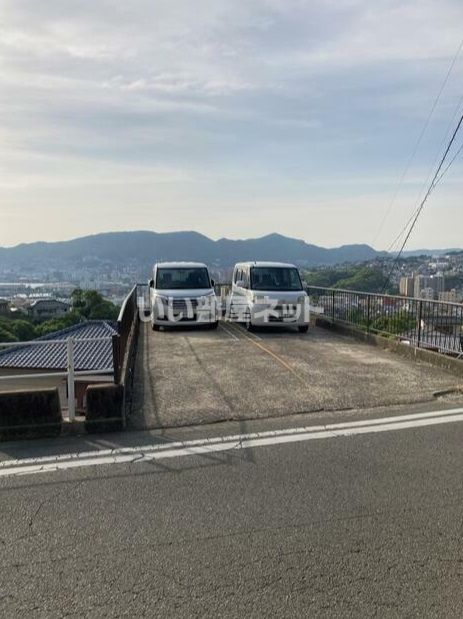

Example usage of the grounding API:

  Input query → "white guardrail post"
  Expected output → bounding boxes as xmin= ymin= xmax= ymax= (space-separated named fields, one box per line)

xmin=67 ymin=337 xmax=76 ymax=421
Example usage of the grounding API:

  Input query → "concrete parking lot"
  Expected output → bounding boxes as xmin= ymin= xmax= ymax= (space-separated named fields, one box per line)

xmin=129 ymin=321 xmax=463 ymax=430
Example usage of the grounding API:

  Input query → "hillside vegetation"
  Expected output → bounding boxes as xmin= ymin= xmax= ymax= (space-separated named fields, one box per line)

xmin=304 ymin=266 xmax=396 ymax=294
xmin=0 ymin=290 xmax=119 ymax=343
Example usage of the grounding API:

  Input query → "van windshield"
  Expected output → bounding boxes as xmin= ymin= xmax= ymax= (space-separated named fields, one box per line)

xmin=250 ymin=267 xmax=302 ymax=291
xmin=156 ymin=267 xmax=211 ymax=290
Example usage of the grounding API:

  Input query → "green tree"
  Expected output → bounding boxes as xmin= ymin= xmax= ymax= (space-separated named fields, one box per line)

xmin=0 ymin=290 xmax=119 ymax=341
xmin=0 ymin=326 xmax=18 ymax=343
xmin=372 ymin=312 xmax=416 ymax=335
xmin=71 ymin=289 xmax=119 ymax=321
xmin=304 ymin=266 xmax=397 ymax=294
xmin=334 ymin=267 xmax=391 ymax=293
xmin=8 ymin=320 xmax=37 ymax=341
xmin=35 ymin=313 xmax=81 ymax=337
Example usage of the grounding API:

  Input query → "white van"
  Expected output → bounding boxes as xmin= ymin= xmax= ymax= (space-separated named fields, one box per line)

xmin=149 ymin=262 xmax=218 ymax=330
xmin=229 ymin=261 xmax=309 ymax=332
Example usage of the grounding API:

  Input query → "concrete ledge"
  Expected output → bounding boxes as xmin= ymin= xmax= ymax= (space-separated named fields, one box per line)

xmin=0 ymin=388 xmax=62 ymax=441
xmin=85 ymin=383 xmax=124 ymax=433
xmin=315 ymin=317 xmax=463 ymax=379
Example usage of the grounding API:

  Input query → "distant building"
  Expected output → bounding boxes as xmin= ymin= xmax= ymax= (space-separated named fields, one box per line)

xmin=399 ymin=277 xmax=415 ymax=297
xmin=0 ymin=299 xmax=9 ymax=315
xmin=420 ymin=287 xmax=435 ymax=300
xmin=439 ymin=289 xmax=460 ymax=303
xmin=414 ymin=275 xmax=444 ymax=300
xmin=27 ymin=299 xmax=70 ymax=320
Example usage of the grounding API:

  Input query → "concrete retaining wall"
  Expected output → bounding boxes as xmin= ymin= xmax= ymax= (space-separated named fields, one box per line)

xmin=85 ymin=383 xmax=124 ymax=433
xmin=0 ymin=388 xmax=62 ymax=440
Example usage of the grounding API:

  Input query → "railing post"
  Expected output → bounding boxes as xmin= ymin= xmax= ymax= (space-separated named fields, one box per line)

xmin=112 ymin=334 xmax=121 ymax=384
xmin=366 ymin=294 xmax=371 ymax=333
xmin=331 ymin=290 xmax=335 ymax=322
xmin=67 ymin=337 xmax=76 ymax=421
xmin=417 ymin=300 xmax=423 ymax=349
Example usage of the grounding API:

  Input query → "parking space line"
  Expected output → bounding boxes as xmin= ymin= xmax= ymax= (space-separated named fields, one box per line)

xmin=226 ymin=323 xmax=307 ymax=385
xmin=225 ymin=321 xmax=262 ymax=341
xmin=218 ymin=322 xmax=240 ymax=341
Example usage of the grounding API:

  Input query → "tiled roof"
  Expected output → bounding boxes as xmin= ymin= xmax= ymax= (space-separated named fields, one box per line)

xmin=0 ymin=321 xmax=118 ymax=372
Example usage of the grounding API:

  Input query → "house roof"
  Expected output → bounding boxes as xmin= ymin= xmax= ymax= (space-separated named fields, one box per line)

xmin=29 ymin=299 xmax=70 ymax=308
xmin=0 ymin=321 xmax=118 ymax=372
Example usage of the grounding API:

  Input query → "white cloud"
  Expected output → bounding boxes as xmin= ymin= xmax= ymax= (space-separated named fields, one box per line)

xmin=0 ymin=0 xmax=462 ymax=247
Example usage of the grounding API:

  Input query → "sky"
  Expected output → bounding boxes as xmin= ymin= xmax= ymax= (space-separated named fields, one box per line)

xmin=0 ymin=0 xmax=462 ymax=250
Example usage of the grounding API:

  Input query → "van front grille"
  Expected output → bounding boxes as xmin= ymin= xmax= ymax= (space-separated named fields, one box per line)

xmin=172 ymin=299 xmax=199 ymax=312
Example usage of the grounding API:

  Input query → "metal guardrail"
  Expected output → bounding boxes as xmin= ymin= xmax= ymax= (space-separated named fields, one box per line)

xmin=307 ymin=286 xmax=463 ymax=357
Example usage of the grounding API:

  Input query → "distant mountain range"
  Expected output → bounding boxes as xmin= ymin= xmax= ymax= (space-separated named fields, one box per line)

xmin=401 ymin=248 xmax=462 ymax=257
xmin=0 ymin=231 xmax=384 ymax=271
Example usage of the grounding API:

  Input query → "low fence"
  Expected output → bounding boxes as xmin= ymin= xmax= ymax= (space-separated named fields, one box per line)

xmin=0 ymin=337 xmax=115 ymax=420
xmin=308 ymin=286 xmax=463 ymax=357
xmin=0 ymin=285 xmax=145 ymax=438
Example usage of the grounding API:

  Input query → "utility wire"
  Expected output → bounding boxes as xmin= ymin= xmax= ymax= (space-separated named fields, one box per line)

xmin=434 ymin=141 xmax=463 ymax=185
xmin=372 ymin=37 xmax=463 ymax=247
xmin=382 ymin=112 xmax=463 ymax=291
xmin=386 ymin=139 xmax=463 ymax=255
xmin=386 ymin=93 xmax=463 ymax=255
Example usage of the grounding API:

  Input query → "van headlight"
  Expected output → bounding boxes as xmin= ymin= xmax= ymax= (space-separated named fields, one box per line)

xmin=197 ymin=292 xmax=216 ymax=309
xmin=153 ymin=295 xmax=168 ymax=306
xmin=198 ymin=291 xmax=215 ymax=302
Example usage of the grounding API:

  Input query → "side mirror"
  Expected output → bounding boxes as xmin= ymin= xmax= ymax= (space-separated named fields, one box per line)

xmin=210 ymin=278 xmax=215 ymax=287
xmin=236 ymin=280 xmax=245 ymax=288
xmin=302 ymin=281 xmax=308 ymax=291
xmin=149 ymin=279 xmax=154 ymax=289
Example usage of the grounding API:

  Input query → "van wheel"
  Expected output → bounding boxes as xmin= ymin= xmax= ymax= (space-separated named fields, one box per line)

xmin=245 ymin=312 xmax=254 ymax=332
xmin=298 ymin=325 xmax=309 ymax=333
xmin=152 ymin=323 xmax=160 ymax=331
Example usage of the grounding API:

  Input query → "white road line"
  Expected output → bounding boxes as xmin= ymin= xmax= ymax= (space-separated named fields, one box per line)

xmin=1 ymin=408 xmax=463 ymax=478
xmin=218 ymin=322 xmax=240 ymax=341
xmin=246 ymin=328 xmax=262 ymax=341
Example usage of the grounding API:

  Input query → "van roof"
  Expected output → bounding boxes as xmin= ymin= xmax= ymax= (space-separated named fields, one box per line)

xmin=234 ymin=261 xmax=298 ymax=269
xmin=155 ymin=262 xmax=208 ymax=269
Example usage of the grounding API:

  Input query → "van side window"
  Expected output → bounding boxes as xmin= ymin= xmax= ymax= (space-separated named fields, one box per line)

xmin=242 ymin=269 xmax=249 ymax=289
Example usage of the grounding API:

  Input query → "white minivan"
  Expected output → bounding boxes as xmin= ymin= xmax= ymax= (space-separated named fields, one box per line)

xmin=229 ymin=261 xmax=309 ymax=332
xmin=149 ymin=262 xmax=218 ymax=330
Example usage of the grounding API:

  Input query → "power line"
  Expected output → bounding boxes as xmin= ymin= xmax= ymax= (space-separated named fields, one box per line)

xmin=386 ymin=92 xmax=463 ymax=255
xmin=372 ymin=37 xmax=463 ymax=247
xmin=386 ymin=139 xmax=463 ymax=256
xmin=382 ymin=112 xmax=463 ymax=291
xmin=434 ymin=141 xmax=463 ymax=185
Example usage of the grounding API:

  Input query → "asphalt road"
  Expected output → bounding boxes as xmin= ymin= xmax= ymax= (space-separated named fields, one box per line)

xmin=1 ymin=404 xmax=463 ymax=617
